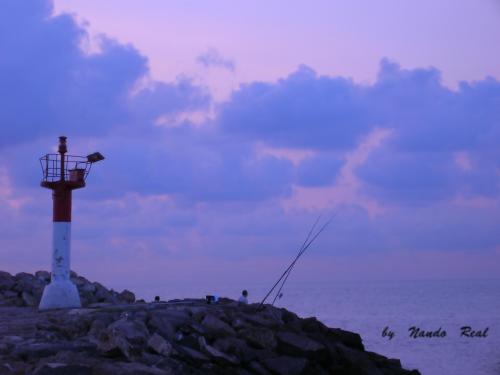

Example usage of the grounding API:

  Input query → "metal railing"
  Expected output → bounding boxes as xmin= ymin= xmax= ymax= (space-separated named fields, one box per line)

xmin=39 ymin=154 xmax=92 ymax=182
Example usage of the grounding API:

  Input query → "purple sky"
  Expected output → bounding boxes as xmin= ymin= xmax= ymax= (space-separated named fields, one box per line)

xmin=1 ymin=0 xmax=500 ymax=293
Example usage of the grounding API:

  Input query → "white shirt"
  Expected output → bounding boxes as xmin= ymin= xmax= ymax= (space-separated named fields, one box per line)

xmin=238 ymin=295 xmax=248 ymax=304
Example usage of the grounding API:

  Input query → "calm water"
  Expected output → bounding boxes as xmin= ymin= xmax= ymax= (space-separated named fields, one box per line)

xmin=127 ymin=279 xmax=500 ymax=375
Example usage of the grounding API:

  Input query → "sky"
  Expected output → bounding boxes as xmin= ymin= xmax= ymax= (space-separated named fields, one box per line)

xmin=1 ymin=0 xmax=499 ymax=294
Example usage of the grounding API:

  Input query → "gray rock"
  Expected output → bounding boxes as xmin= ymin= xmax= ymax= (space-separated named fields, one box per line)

xmin=97 ymin=328 xmax=131 ymax=359
xmin=80 ymin=282 xmax=96 ymax=294
xmin=88 ymin=319 xmax=106 ymax=338
xmin=35 ymin=270 xmax=50 ymax=283
xmin=147 ymin=333 xmax=172 ymax=356
xmin=276 ymin=331 xmax=325 ymax=358
xmin=94 ymin=362 xmax=167 ymax=375
xmin=21 ymin=291 xmax=36 ymax=307
xmin=107 ymin=318 xmax=150 ymax=345
xmin=327 ymin=327 xmax=364 ymax=350
xmin=147 ymin=314 xmax=176 ymax=340
xmin=0 ymin=271 xmax=15 ymax=291
xmin=248 ymin=361 xmax=271 ymax=375
xmin=33 ymin=363 xmax=92 ymax=375
xmin=176 ymin=345 xmax=210 ymax=364
xmin=119 ymin=289 xmax=136 ymax=304
xmin=238 ymin=328 xmax=277 ymax=350
xmin=201 ymin=313 xmax=236 ymax=338
xmin=334 ymin=343 xmax=385 ymax=375
xmin=198 ymin=336 xmax=239 ymax=365
xmin=262 ymin=356 xmax=308 ymax=375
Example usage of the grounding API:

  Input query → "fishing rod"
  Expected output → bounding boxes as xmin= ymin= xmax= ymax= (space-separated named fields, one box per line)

xmin=259 ymin=216 xmax=321 ymax=308
xmin=259 ymin=213 xmax=335 ymax=308
xmin=271 ymin=213 xmax=336 ymax=305
xmin=270 ymin=216 xmax=321 ymax=305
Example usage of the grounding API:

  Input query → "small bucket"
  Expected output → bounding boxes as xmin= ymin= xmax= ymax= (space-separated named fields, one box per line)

xmin=69 ymin=168 xmax=85 ymax=183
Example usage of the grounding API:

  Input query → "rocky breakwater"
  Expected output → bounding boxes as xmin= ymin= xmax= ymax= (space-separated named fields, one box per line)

xmin=0 ymin=271 xmax=135 ymax=308
xmin=0 ymin=273 xmax=421 ymax=375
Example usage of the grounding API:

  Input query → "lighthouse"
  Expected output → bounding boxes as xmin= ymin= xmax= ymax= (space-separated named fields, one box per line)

xmin=38 ymin=136 xmax=104 ymax=310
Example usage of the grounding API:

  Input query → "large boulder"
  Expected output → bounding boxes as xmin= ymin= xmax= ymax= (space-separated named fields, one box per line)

xmin=198 ymin=336 xmax=239 ymax=366
xmin=238 ymin=328 xmax=277 ymax=350
xmin=107 ymin=319 xmax=150 ymax=346
xmin=201 ymin=314 xmax=235 ymax=338
xmin=147 ymin=333 xmax=172 ymax=357
xmin=276 ymin=331 xmax=326 ymax=359
xmin=119 ymin=289 xmax=136 ymax=304
xmin=327 ymin=328 xmax=364 ymax=350
xmin=0 ymin=271 xmax=15 ymax=291
xmin=97 ymin=328 xmax=131 ymax=359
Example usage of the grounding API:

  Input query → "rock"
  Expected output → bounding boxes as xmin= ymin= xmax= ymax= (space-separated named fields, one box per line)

xmin=13 ymin=272 xmax=41 ymax=294
xmin=301 ymin=316 xmax=327 ymax=333
xmin=107 ymin=319 xmax=150 ymax=345
xmin=261 ymin=356 xmax=308 ymax=375
xmin=119 ymin=289 xmax=136 ymax=304
xmin=21 ymin=291 xmax=36 ymax=306
xmin=176 ymin=345 xmax=210 ymax=364
xmin=201 ymin=313 xmax=236 ymax=338
xmin=94 ymin=362 xmax=167 ymax=375
xmin=0 ymin=363 xmax=14 ymax=374
xmin=248 ymin=361 xmax=271 ymax=375
xmin=34 ymin=363 xmax=93 ymax=375
xmin=198 ymin=336 xmax=239 ymax=365
xmin=276 ymin=331 xmax=326 ymax=359
xmin=327 ymin=328 xmax=364 ymax=350
xmin=88 ymin=319 xmax=107 ymax=338
xmin=147 ymin=314 xmax=176 ymax=340
xmin=238 ymin=328 xmax=277 ymax=350
xmin=97 ymin=328 xmax=131 ymax=359
xmin=80 ymin=282 xmax=96 ymax=294
xmin=0 ymin=271 xmax=15 ymax=290
xmin=147 ymin=333 xmax=172 ymax=356
xmin=240 ymin=311 xmax=283 ymax=329
xmin=12 ymin=341 xmax=94 ymax=360
xmin=333 ymin=343 xmax=384 ymax=375
xmin=35 ymin=270 xmax=50 ymax=282
xmin=2 ymin=290 xmax=18 ymax=299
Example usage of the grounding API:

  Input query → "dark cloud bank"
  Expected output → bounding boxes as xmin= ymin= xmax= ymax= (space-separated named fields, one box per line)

xmin=1 ymin=0 xmax=499 ymax=263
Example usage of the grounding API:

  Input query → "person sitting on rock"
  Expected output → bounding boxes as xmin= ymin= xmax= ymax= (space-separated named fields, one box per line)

xmin=238 ymin=289 xmax=249 ymax=304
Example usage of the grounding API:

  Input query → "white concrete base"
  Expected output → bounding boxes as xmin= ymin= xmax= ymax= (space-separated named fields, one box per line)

xmin=39 ymin=279 xmax=81 ymax=310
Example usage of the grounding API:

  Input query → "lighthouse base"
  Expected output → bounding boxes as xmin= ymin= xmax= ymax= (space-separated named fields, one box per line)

xmin=39 ymin=280 xmax=81 ymax=310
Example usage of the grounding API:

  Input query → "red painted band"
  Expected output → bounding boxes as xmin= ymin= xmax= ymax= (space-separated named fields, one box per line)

xmin=52 ymin=187 xmax=72 ymax=222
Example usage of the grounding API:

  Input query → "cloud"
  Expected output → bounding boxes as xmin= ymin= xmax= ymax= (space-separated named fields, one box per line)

xmin=296 ymin=154 xmax=344 ymax=187
xmin=196 ymin=48 xmax=235 ymax=71
xmin=356 ymin=60 xmax=500 ymax=204
xmin=217 ymin=65 xmax=371 ymax=150
xmin=0 ymin=0 xmax=210 ymax=148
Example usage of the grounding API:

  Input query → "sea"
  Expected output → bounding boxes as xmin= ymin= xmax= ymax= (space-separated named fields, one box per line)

xmin=127 ymin=279 xmax=500 ymax=375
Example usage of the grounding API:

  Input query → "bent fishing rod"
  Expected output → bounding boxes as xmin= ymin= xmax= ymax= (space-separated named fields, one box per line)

xmin=259 ymin=213 xmax=336 ymax=308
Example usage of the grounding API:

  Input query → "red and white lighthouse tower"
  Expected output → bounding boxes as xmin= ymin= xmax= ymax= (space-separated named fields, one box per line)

xmin=38 ymin=136 xmax=104 ymax=310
